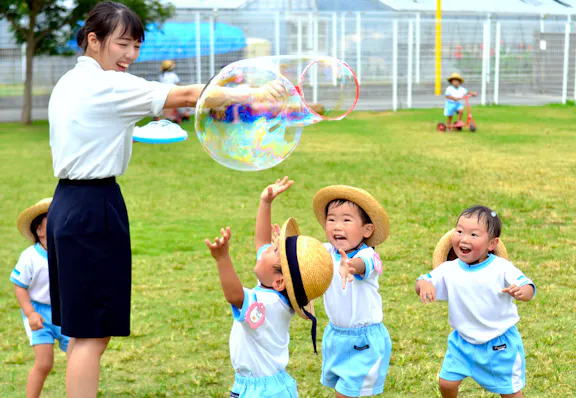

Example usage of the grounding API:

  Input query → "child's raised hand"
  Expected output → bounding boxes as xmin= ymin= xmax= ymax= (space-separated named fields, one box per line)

xmin=260 ymin=176 xmax=294 ymax=203
xmin=205 ymin=227 xmax=232 ymax=260
xmin=28 ymin=311 xmax=44 ymax=331
xmin=338 ymin=249 xmax=356 ymax=290
xmin=502 ymin=284 xmax=533 ymax=301
xmin=417 ymin=280 xmax=437 ymax=304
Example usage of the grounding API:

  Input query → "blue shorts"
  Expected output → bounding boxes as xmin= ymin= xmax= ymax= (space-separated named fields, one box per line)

xmin=444 ymin=102 xmax=464 ymax=116
xmin=440 ymin=326 xmax=526 ymax=394
xmin=231 ymin=371 xmax=298 ymax=398
xmin=22 ymin=301 xmax=70 ymax=352
xmin=321 ymin=323 xmax=392 ymax=397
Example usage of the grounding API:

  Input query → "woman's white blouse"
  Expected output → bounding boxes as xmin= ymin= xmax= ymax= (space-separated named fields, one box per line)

xmin=49 ymin=56 xmax=173 ymax=179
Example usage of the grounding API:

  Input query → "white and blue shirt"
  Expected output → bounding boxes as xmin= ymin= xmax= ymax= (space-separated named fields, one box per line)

xmin=49 ymin=56 xmax=174 ymax=180
xmin=323 ymin=243 xmax=384 ymax=328
xmin=229 ymin=245 xmax=294 ymax=377
xmin=418 ymin=254 xmax=536 ymax=345
xmin=445 ymin=85 xmax=468 ymax=104
xmin=159 ymin=71 xmax=180 ymax=85
xmin=10 ymin=244 xmax=51 ymax=305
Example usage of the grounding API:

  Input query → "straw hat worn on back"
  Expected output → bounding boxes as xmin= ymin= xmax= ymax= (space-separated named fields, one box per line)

xmin=17 ymin=198 xmax=52 ymax=242
xmin=313 ymin=185 xmax=390 ymax=247
xmin=432 ymin=228 xmax=508 ymax=269
xmin=447 ymin=73 xmax=464 ymax=84
xmin=279 ymin=218 xmax=333 ymax=321
xmin=161 ymin=60 xmax=175 ymax=72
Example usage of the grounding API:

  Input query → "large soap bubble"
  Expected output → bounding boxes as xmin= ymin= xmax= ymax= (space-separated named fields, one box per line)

xmin=195 ymin=55 xmax=359 ymax=171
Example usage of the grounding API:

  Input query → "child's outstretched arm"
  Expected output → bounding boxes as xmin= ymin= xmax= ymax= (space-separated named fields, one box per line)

xmin=502 ymin=284 xmax=535 ymax=302
xmin=14 ymin=285 xmax=44 ymax=330
xmin=338 ymin=250 xmax=367 ymax=290
xmin=415 ymin=279 xmax=437 ymax=304
xmin=205 ymin=227 xmax=244 ymax=309
xmin=255 ymin=176 xmax=294 ymax=250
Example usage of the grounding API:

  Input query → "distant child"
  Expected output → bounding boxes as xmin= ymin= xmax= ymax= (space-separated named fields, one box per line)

xmin=312 ymin=185 xmax=392 ymax=398
xmin=205 ymin=177 xmax=333 ymax=397
xmin=444 ymin=73 xmax=477 ymax=127
xmin=416 ymin=205 xmax=536 ymax=398
xmin=11 ymin=198 xmax=70 ymax=398
xmin=159 ymin=60 xmax=191 ymax=123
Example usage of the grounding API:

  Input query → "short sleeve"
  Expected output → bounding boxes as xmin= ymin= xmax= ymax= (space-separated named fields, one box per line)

xmin=108 ymin=72 xmax=174 ymax=122
xmin=462 ymin=87 xmax=468 ymax=95
xmin=353 ymin=248 xmax=381 ymax=281
xmin=445 ymin=86 xmax=451 ymax=96
xmin=10 ymin=250 xmax=33 ymax=289
xmin=231 ymin=288 xmax=254 ymax=322
xmin=417 ymin=264 xmax=449 ymax=300
xmin=256 ymin=244 xmax=272 ymax=261
xmin=504 ymin=264 xmax=536 ymax=297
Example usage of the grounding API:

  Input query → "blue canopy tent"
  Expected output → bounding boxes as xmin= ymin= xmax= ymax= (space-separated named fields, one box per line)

xmin=68 ymin=21 xmax=247 ymax=62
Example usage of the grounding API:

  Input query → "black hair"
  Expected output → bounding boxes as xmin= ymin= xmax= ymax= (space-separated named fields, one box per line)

xmin=325 ymin=199 xmax=372 ymax=225
xmin=30 ymin=213 xmax=47 ymax=243
xmin=76 ymin=1 xmax=145 ymax=52
xmin=457 ymin=205 xmax=502 ymax=239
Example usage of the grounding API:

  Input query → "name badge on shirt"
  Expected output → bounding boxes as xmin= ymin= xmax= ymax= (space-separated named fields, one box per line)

xmin=245 ymin=301 xmax=265 ymax=329
xmin=373 ymin=252 xmax=382 ymax=274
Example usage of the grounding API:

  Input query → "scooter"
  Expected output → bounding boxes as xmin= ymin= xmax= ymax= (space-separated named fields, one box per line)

xmin=437 ymin=94 xmax=477 ymax=132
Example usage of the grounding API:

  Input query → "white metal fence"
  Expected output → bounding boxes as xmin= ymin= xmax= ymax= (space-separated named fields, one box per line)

xmin=1 ymin=12 xmax=575 ymax=115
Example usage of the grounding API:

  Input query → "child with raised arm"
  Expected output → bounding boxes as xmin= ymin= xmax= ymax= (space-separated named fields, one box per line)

xmin=416 ymin=205 xmax=535 ymax=398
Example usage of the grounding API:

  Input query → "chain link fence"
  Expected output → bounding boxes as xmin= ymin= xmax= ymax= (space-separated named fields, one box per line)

xmin=1 ymin=12 xmax=575 ymax=119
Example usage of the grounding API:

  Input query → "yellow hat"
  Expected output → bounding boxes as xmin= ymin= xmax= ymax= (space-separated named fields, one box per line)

xmin=161 ymin=60 xmax=175 ymax=72
xmin=17 ymin=198 xmax=52 ymax=242
xmin=447 ymin=73 xmax=464 ymax=84
xmin=313 ymin=185 xmax=390 ymax=247
xmin=432 ymin=228 xmax=508 ymax=269
xmin=279 ymin=218 xmax=333 ymax=321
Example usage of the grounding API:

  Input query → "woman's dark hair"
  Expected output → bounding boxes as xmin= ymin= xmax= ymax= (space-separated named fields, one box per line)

xmin=326 ymin=199 xmax=372 ymax=225
xmin=30 ymin=214 xmax=47 ymax=243
xmin=458 ymin=205 xmax=502 ymax=239
xmin=76 ymin=1 xmax=145 ymax=51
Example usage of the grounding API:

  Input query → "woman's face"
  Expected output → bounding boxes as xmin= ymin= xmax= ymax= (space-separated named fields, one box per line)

xmin=86 ymin=23 xmax=141 ymax=72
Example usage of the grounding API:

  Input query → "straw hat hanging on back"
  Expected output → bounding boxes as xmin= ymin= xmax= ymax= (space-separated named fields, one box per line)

xmin=313 ymin=185 xmax=390 ymax=247
xmin=17 ymin=198 xmax=52 ymax=242
xmin=432 ymin=228 xmax=508 ymax=269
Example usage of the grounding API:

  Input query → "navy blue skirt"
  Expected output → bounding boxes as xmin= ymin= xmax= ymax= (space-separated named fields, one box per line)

xmin=47 ymin=177 xmax=131 ymax=338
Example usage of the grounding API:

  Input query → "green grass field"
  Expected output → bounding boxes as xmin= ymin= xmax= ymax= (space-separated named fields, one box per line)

xmin=0 ymin=106 xmax=575 ymax=397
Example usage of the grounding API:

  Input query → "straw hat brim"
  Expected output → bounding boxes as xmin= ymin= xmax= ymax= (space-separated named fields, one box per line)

xmin=432 ymin=228 xmax=508 ymax=269
xmin=447 ymin=74 xmax=464 ymax=83
xmin=17 ymin=198 xmax=52 ymax=242
xmin=313 ymin=186 xmax=390 ymax=247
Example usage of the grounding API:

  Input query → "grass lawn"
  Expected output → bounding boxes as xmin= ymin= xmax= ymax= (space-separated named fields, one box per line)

xmin=0 ymin=106 xmax=575 ymax=397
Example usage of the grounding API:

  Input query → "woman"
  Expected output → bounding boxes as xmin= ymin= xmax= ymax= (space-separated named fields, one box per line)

xmin=47 ymin=2 xmax=282 ymax=397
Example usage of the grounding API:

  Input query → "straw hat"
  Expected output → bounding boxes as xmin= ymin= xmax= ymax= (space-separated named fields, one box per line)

xmin=279 ymin=218 xmax=333 ymax=320
xmin=17 ymin=198 xmax=52 ymax=242
xmin=313 ymin=186 xmax=390 ymax=247
xmin=447 ymin=72 xmax=464 ymax=83
xmin=432 ymin=228 xmax=508 ymax=269
xmin=161 ymin=60 xmax=175 ymax=72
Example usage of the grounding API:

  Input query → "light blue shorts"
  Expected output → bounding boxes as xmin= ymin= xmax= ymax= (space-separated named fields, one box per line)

xmin=440 ymin=326 xmax=526 ymax=394
xmin=230 ymin=371 xmax=298 ymax=398
xmin=22 ymin=301 xmax=70 ymax=352
xmin=444 ymin=102 xmax=464 ymax=116
xmin=321 ymin=323 xmax=392 ymax=397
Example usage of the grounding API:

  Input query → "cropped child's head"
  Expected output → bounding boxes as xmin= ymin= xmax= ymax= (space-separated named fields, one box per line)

xmin=254 ymin=236 xmax=284 ymax=291
xmin=17 ymin=198 xmax=52 ymax=244
xmin=447 ymin=73 xmax=464 ymax=88
xmin=451 ymin=205 xmax=501 ymax=265
xmin=313 ymin=186 xmax=390 ymax=252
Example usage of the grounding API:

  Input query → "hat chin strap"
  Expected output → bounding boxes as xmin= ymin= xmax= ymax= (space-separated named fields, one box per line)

xmin=286 ymin=236 xmax=318 ymax=355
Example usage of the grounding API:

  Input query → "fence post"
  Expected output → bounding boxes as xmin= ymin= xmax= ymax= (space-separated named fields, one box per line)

xmin=21 ymin=43 xmax=27 ymax=83
xmin=416 ymin=13 xmax=420 ymax=84
xmin=356 ymin=13 xmax=362 ymax=84
xmin=408 ymin=20 xmax=414 ymax=108
xmin=494 ymin=21 xmax=501 ymax=105
xmin=313 ymin=13 xmax=319 ymax=103
xmin=481 ymin=20 xmax=489 ymax=106
xmin=340 ymin=12 xmax=346 ymax=61
xmin=297 ymin=16 xmax=303 ymax=74
xmin=486 ymin=15 xmax=491 ymax=84
xmin=540 ymin=14 xmax=545 ymax=33
xmin=275 ymin=12 xmax=280 ymax=56
xmin=195 ymin=12 xmax=201 ymax=84
xmin=209 ymin=13 xmax=215 ymax=78
xmin=332 ymin=13 xmax=338 ymax=59
xmin=393 ymin=19 xmax=398 ymax=111
xmin=562 ymin=20 xmax=570 ymax=104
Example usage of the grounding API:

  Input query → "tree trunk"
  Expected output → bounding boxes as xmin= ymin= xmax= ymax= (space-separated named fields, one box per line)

xmin=21 ymin=14 xmax=36 ymax=125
